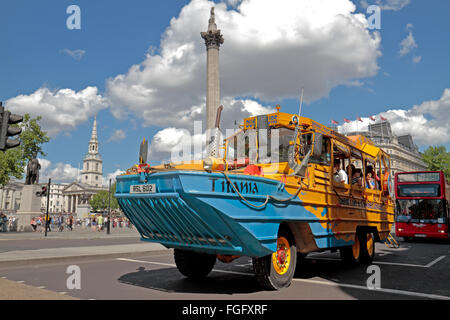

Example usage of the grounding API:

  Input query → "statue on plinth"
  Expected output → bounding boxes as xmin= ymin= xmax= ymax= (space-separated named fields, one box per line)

xmin=25 ymin=158 xmax=41 ymax=185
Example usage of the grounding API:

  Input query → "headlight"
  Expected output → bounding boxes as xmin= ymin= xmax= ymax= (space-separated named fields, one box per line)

xmin=203 ymin=157 xmax=213 ymax=171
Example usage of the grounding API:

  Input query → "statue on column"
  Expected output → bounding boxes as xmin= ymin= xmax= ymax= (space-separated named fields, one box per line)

xmin=25 ymin=158 xmax=41 ymax=185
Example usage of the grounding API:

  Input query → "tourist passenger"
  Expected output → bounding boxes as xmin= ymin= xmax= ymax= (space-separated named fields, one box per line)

xmin=366 ymin=172 xmax=375 ymax=189
xmin=333 ymin=160 xmax=348 ymax=184
xmin=352 ymin=168 xmax=363 ymax=187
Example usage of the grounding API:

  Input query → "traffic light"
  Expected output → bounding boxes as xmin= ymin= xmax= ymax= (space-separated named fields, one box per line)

xmin=0 ymin=101 xmax=24 ymax=151
xmin=36 ymin=186 xmax=48 ymax=197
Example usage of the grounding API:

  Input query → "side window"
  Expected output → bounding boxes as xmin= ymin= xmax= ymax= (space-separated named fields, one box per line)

xmin=349 ymin=149 xmax=363 ymax=188
xmin=310 ymin=136 xmax=331 ymax=166
xmin=364 ymin=158 xmax=378 ymax=190
xmin=332 ymin=142 xmax=349 ymax=185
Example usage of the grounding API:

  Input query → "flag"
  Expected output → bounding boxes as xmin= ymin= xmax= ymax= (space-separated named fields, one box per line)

xmin=331 ymin=120 xmax=338 ymax=125
xmin=344 ymin=118 xmax=351 ymax=123
xmin=357 ymin=117 xmax=363 ymax=122
xmin=370 ymin=116 xmax=376 ymax=121
xmin=380 ymin=115 xmax=387 ymax=121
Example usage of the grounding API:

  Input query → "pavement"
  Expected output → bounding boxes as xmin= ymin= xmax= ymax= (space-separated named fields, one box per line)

xmin=0 ymin=227 xmax=170 ymax=299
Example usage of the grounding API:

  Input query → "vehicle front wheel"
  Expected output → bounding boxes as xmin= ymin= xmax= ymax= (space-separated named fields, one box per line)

xmin=253 ymin=229 xmax=297 ymax=290
xmin=174 ymin=249 xmax=216 ymax=279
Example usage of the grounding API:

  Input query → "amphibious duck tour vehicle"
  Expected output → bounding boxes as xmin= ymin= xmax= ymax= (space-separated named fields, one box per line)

xmin=115 ymin=106 xmax=394 ymax=290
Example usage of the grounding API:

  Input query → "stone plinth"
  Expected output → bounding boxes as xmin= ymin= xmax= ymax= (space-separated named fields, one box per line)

xmin=16 ymin=185 xmax=43 ymax=232
xmin=76 ymin=204 xmax=91 ymax=220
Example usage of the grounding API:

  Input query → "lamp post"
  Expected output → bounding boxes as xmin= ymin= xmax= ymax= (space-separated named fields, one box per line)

xmin=107 ymin=179 xmax=111 ymax=235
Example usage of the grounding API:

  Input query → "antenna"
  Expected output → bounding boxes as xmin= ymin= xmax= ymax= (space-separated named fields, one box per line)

xmin=298 ymin=87 xmax=304 ymax=118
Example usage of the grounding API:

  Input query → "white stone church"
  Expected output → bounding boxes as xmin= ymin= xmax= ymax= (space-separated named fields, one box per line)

xmin=0 ymin=117 xmax=108 ymax=219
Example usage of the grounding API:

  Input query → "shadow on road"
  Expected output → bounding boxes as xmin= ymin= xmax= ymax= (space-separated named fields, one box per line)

xmin=118 ymin=266 xmax=264 ymax=295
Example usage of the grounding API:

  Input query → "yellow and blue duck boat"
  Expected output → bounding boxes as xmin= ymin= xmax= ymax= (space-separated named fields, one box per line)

xmin=115 ymin=106 xmax=395 ymax=289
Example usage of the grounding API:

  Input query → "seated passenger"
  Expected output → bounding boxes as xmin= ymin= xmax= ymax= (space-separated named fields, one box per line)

xmin=334 ymin=160 xmax=348 ymax=184
xmin=366 ymin=172 xmax=375 ymax=189
xmin=352 ymin=168 xmax=363 ymax=187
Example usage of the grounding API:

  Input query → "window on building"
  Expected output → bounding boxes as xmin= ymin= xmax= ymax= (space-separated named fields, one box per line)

xmin=96 ymin=163 xmax=99 ymax=171
xmin=95 ymin=176 xmax=98 ymax=180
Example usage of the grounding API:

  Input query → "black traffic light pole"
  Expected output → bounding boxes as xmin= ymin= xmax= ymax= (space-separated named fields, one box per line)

xmin=44 ymin=178 xmax=51 ymax=237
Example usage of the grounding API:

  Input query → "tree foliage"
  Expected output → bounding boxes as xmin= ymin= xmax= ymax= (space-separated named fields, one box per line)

xmin=422 ymin=146 xmax=450 ymax=180
xmin=0 ymin=114 xmax=50 ymax=186
xmin=89 ymin=183 xmax=119 ymax=211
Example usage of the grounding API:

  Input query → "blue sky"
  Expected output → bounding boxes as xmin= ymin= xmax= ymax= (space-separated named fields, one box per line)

xmin=1 ymin=0 xmax=449 ymax=183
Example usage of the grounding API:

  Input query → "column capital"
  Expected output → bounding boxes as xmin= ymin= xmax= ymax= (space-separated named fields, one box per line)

xmin=201 ymin=30 xmax=224 ymax=49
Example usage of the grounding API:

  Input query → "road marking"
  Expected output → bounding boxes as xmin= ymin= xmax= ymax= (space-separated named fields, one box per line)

xmin=17 ymin=280 xmax=25 ymax=283
xmin=425 ymin=255 xmax=446 ymax=268
xmin=116 ymin=257 xmax=450 ymax=300
xmin=292 ymin=278 xmax=450 ymax=300
xmin=308 ymin=256 xmax=447 ymax=268
xmin=1 ymin=276 xmax=7 ymax=279
xmin=116 ymin=258 xmax=249 ymax=276
xmin=59 ymin=292 xmax=67 ymax=295
xmin=37 ymin=286 xmax=46 ymax=289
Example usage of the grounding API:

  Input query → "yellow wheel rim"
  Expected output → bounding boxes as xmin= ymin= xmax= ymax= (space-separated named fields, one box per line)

xmin=272 ymin=236 xmax=291 ymax=275
xmin=367 ymin=233 xmax=374 ymax=256
xmin=352 ymin=235 xmax=360 ymax=260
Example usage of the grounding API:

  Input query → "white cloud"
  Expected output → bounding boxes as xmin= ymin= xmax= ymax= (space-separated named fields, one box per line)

xmin=60 ymin=49 xmax=86 ymax=61
xmin=107 ymin=0 xmax=381 ymax=129
xmin=107 ymin=129 xmax=126 ymax=142
xmin=148 ymin=98 xmax=274 ymax=162
xmin=412 ymin=55 xmax=422 ymax=64
xmin=399 ymin=24 xmax=418 ymax=56
xmin=102 ymin=169 xmax=125 ymax=187
xmin=5 ymin=86 xmax=108 ymax=137
xmin=338 ymin=89 xmax=450 ymax=146
xmin=360 ymin=0 xmax=411 ymax=11
xmin=38 ymin=159 xmax=81 ymax=184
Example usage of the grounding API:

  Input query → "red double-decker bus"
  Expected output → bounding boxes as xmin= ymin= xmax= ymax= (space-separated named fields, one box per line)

xmin=395 ymin=171 xmax=450 ymax=240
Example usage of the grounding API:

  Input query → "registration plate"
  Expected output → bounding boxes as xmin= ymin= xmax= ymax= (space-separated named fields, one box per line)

xmin=130 ymin=184 xmax=156 ymax=194
xmin=414 ymin=234 xmax=427 ymax=238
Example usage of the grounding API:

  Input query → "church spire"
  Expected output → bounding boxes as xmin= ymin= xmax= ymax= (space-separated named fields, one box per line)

xmin=90 ymin=115 xmax=98 ymax=142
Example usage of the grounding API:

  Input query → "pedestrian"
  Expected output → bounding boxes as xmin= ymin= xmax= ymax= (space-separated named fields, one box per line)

xmin=1 ymin=213 xmax=8 ymax=232
xmin=58 ymin=213 xmax=64 ymax=232
xmin=97 ymin=215 xmax=103 ymax=231
xmin=68 ymin=215 xmax=73 ymax=231
xmin=30 ymin=217 xmax=37 ymax=232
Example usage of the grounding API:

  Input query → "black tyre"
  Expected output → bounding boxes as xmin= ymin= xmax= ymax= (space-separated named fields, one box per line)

xmin=174 ymin=249 xmax=216 ymax=279
xmin=359 ymin=232 xmax=375 ymax=264
xmin=253 ymin=228 xmax=297 ymax=290
xmin=340 ymin=231 xmax=375 ymax=265
xmin=340 ymin=232 xmax=363 ymax=265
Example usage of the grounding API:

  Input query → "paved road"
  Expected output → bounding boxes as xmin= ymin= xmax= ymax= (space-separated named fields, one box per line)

xmin=0 ymin=238 xmax=448 ymax=301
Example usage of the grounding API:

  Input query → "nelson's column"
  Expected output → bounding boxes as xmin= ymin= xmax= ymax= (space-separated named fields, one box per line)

xmin=201 ymin=7 xmax=224 ymax=132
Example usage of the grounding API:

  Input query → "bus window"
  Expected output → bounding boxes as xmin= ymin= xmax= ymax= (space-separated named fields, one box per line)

xmin=349 ymin=149 xmax=363 ymax=188
xmin=332 ymin=142 xmax=349 ymax=185
xmin=364 ymin=159 xmax=377 ymax=190
xmin=310 ymin=136 xmax=331 ymax=166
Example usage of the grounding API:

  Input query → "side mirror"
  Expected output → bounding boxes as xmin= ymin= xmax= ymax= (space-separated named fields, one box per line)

xmin=313 ymin=133 xmax=323 ymax=158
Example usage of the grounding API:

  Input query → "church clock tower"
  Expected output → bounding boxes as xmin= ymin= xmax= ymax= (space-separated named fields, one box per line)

xmin=81 ymin=116 xmax=103 ymax=187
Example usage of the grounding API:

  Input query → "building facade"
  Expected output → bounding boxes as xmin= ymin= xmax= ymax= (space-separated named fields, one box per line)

xmin=0 ymin=181 xmax=23 ymax=214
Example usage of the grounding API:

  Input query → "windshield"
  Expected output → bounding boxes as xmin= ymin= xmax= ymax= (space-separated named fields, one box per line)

xmin=396 ymin=199 xmax=447 ymax=223
xmin=397 ymin=184 xmax=441 ymax=197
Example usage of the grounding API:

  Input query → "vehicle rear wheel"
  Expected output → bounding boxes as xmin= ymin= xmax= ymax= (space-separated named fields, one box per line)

xmin=340 ymin=232 xmax=363 ymax=265
xmin=253 ymin=229 xmax=297 ymax=290
xmin=174 ymin=249 xmax=216 ymax=279
xmin=359 ymin=232 xmax=375 ymax=264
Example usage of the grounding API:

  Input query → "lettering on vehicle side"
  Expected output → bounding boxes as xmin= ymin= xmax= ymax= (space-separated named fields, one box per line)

xmin=338 ymin=198 xmax=386 ymax=211
xmin=211 ymin=179 xmax=259 ymax=194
